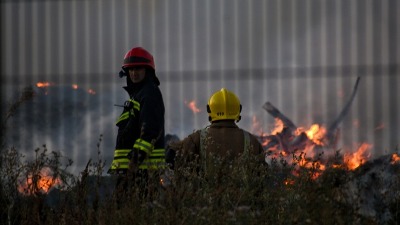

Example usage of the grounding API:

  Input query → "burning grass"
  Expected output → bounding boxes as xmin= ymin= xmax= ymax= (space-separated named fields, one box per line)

xmin=0 ymin=144 xmax=399 ymax=225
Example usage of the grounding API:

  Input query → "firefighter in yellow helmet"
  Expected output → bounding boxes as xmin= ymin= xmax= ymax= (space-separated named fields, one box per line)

xmin=166 ymin=88 xmax=265 ymax=176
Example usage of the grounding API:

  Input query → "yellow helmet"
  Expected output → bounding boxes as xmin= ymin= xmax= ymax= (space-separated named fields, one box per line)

xmin=207 ymin=88 xmax=242 ymax=122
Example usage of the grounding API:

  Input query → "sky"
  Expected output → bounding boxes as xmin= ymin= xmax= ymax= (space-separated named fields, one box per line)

xmin=1 ymin=0 xmax=399 ymax=174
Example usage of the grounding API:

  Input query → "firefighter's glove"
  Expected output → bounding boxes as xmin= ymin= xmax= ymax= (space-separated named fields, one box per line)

xmin=127 ymin=148 xmax=147 ymax=165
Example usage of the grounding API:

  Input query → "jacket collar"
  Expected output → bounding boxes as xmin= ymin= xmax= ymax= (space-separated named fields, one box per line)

xmin=210 ymin=120 xmax=238 ymax=128
xmin=123 ymin=74 xmax=154 ymax=96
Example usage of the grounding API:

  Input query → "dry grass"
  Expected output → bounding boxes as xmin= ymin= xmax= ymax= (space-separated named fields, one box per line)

xmin=1 ymin=145 xmax=399 ymax=225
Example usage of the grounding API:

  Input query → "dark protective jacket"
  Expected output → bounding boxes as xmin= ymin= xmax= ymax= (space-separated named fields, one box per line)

xmin=170 ymin=120 xmax=265 ymax=171
xmin=108 ymin=74 xmax=165 ymax=174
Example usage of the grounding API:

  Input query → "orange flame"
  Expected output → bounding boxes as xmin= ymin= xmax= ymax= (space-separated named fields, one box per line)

xmin=305 ymin=124 xmax=326 ymax=146
xmin=344 ymin=143 xmax=372 ymax=170
xmin=260 ymin=117 xmax=375 ymax=181
xmin=36 ymin=82 xmax=52 ymax=88
xmin=36 ymin=81 xmax=96 ymax=95
xmin=271 ymin=118 xmax=284 ymax=135
xmin=185 ymin=100 xmax=201 ymax=113
xmin=18 ymin=167 xmax=62 ymax=195
xmin=294 ymin=124 xmax=327 ymax=146
xmin=392 ymin=153 xmax=400 ymax=164
xmin=284 ymin=178 xmax=295 ymax=186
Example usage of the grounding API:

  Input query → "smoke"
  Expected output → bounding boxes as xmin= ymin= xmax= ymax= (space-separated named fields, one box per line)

xmin=3 ymin=69 xmax=399 ymax=175
xmin=3 ymin=84 xmax=118 ymax=174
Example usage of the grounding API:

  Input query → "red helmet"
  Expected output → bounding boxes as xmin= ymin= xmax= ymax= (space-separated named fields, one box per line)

xmin=121 ymin=47 xmax=160 ymax=85
xmin=122 ymin=47 xmax=155 ymax=71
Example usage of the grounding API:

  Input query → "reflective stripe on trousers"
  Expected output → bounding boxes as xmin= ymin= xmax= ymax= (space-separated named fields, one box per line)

xmin=109 ymin=148 xmax=166 ymax=171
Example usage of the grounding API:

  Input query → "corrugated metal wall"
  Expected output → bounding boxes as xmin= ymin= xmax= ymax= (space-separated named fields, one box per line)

xmin=1 ymin=0 xmax=399 ymax=174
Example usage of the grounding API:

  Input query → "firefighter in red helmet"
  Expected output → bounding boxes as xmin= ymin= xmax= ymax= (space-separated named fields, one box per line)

xmin=108 ymin=47 xmax=165 ymax=200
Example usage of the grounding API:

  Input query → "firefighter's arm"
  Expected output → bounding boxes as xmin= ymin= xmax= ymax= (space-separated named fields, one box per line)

xmin=137 ymin=90 xmax=164 ymax=149
xmin=180 ymin=131 xmax=201 ymax=163
xmin=128 ymin=138 xmax=153 ymax=166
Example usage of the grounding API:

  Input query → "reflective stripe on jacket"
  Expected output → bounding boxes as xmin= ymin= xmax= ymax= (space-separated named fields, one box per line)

xmin=115 ymin=99 xmax=140 ymax=124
